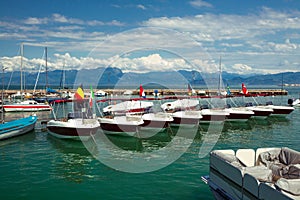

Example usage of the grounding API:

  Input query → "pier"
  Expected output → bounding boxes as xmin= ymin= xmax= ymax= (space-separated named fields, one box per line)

xmin=2 ymin=88 xmax=288 ymax=98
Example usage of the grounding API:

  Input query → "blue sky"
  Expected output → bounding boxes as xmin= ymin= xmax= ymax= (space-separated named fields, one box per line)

xmin=1 ymin=0 xmax=300 ymax=75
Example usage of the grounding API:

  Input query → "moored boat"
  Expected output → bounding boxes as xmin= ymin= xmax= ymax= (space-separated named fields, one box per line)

xmin=0 ymin=115 xmax=38 ymax=140
xmin=171 ymin=110 xmax=202 ymax=126
xmin=141 ymin=112 xmax=173 ymax=132
xmin=3 ymin=100 xmax=52 ymax=112
xmin=265 ymin=101 xmax=294 ymax=117
xmin=224 ymin=106 xmax=254 ymax=122
xmin=98 ymin=115 xmax=143 ymax=137
xmin=199 ymin=108 xmax=229 ymax=123
xmin=245 ymin=102 xmax=273 ymax=118
xmin=202 ymin=147 xmax=300 ymax=200
xmin=47 ymin=112 xmax=100 ymax=140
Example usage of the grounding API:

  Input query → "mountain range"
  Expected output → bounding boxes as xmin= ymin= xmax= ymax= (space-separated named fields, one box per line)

xmin=3 ymin=67 xmax=300 ymax=89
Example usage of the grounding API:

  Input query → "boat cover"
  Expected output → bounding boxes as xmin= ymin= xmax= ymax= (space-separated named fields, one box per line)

xmin=258 ymin=147 xmax=300 ymax=179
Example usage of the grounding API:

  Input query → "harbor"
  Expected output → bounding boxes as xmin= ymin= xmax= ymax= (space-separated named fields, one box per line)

xmin=1 ymin=1 xmax=300 ymax=199
xmin=0 ymin=88 xmax=299 ymax=199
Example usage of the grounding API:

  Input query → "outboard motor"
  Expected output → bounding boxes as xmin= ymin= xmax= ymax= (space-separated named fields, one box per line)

xmin=288 ymin=99 xmax=294 ymax=106
xmin=266 ymin=101 xmax=273 ymax=105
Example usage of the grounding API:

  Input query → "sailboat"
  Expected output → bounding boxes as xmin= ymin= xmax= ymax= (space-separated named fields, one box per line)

xmin=0 ymin=66 xmax=38 ymax=140
xmin=3 ymin=44 xmax=52 ymax=112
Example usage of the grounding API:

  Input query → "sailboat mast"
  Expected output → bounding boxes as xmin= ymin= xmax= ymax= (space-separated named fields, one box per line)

xmin=20 ymin=43 xmax=23 ymax=95
xmin=1 ymin=66 xmax=5 ymax=123
xmin=45 ymin=47 xmax=48 ymax=89
xmin=218 ymin=56 xmax=222 ymax=95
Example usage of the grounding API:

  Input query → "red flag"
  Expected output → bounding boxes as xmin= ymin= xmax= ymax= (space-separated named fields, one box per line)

xmin=89 ymin=86 xmax=94 ymax=107
xmin=140 ymin=85 xmax=146 ymax=98
xmin=242 ymin=83 xmax=248 ymax=94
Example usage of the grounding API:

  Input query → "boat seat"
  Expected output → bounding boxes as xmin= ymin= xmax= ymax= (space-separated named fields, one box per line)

xmin=257 ymin=147 xmax=300 ymax=179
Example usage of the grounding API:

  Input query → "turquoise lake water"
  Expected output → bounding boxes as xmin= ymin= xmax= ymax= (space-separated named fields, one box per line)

xmin=0 ymin=88 xmax=300 ymax=200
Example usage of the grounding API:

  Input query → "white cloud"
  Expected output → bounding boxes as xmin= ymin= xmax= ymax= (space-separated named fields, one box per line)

xmin=231 ymin=64 xmax=252 ymax=74
xmin=137 ymin=4 xmax=146 ymax=10
xmin=1 ymin=8 xmax=300 ymax=74
xmin=268 ymin=38 xmax=298 ymax=52
xmin=142 ymin=7 xmax=300 ymax=43
xmin=23 ymin=17 xmax=48 ymax=25
xmin=189 ymin=0 xmax=213 ymax=8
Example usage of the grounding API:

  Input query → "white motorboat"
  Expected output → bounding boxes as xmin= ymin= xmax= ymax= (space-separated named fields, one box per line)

xmin=141 ymin=112 xmax=173 ymax=132
xmin=244 ymin=102 xmax=273 ymax=118
xmin=3 ymin=100 xmax=52 ymax=112
xmin=103 ymin=100 xmax=153 ymax=115
xmin=202 ymin=147 xmax=300 ymax=200
xmin=199 ymin=108 xmax=229 ymax=123
xmin=98 ymin=115 xmax=143 ymax=137
xmin=171 ymin=110 xmax=202 ymax=126
xmin=265 ymin=101 xmax=294 ymax=117
xmin=161 ymin=99 xmax=199 ymax=112
xmin=224 ymin=106 xmax=254 ymax=122
xmin=47 ymin=112 xmax=100 ymax=140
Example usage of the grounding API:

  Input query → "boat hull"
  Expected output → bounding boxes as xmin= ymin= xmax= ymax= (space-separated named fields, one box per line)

xmin=226 ymin=113 xmax=253 ymax=122
xmin=3 ymin=104 xmax=52 ymax=112
xmin=0 ymin=116 xmax=37 ymax=140
xmin=47 ymin=119 xmax=99 ymax=140
xmin=170 ymin=111 xmax=202 ymax=126
xmin=140 ymin=113 xmax=173 ymax=131
xmin=267 ymin=106 xmax=294 ymax=116
xmin=98 ymin=116 xmax=143 ymax=137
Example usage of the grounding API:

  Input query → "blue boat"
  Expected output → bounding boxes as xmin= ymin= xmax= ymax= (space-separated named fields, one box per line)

xmin=0 ymin=115 xmax=38 ymax=140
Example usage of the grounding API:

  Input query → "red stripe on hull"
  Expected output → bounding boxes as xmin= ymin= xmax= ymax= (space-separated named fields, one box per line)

xmin=4 ymin=105 xmax=51 ymax=109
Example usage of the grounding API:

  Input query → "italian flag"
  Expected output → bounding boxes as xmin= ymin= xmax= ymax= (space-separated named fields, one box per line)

xmin=89 ymin=86 xmax=94 ymax=107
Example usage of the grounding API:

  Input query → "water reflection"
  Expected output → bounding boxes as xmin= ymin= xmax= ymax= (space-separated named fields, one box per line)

xmin=106 ymin=134 xmax=143 ymax=151
xmin=48 ymin=136 xmax=95 ymax=183
xmin=0 ymin=129 xmax=36 ymax=147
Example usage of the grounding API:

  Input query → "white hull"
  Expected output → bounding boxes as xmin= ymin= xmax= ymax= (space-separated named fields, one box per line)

xmin=47 ymin=118 xmax=100 ymax=140
xmin=171 ymin=110 xmax=202 ymax=126
xmin=3 ymin=100 xmax=52 ymax=112
xmin=98 ymin=116 xmax=143 ymax=137
xmin=141 ymin=112 xmax=173 ymax=132
xmin=200 ymin=109 xmax=229 ymax=123
xmin=4 ymin=107 xmax=52 ymax=112
xmin=225 ymin=108 xmax=254 ymax=122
